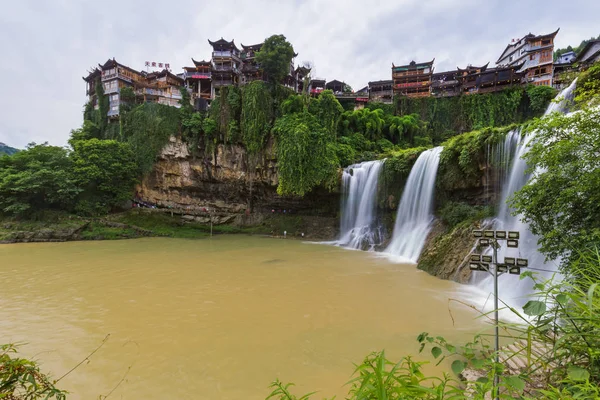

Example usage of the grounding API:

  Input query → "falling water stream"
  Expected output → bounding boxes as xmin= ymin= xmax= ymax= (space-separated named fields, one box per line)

xmin=385 ymin=147 xmax=443 ymax=262
xmin=336 ymin=160 xmax=384 ymax=249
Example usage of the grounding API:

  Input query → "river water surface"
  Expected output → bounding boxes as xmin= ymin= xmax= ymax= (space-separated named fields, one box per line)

xmin=0 ymin=237 xmax=487 ymax=399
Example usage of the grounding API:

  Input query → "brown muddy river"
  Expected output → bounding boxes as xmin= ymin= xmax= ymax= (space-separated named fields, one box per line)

xmin=0 ymin=236 xmax=488 ymax=399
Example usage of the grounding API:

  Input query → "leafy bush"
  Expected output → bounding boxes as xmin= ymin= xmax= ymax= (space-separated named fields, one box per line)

xmin=438 ymin=125 xmax=514 ymax=191
xmin=526 ymin=85 xmax=557 ymax=115
xmin=0 ymin=344 xmax=67 ymax=399
xmin=439 ymin=201 xmax=492 ymax=228
xmin=273 ymin=112 xmax=338 ymax=196
xmin=575 ymin=62 xmax=600 ymax=107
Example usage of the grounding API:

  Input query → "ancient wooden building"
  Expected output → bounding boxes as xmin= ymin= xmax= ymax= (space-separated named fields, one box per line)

xmin=496 ymin=29 xmax=559 ymax=86
xmin=368 ymin=80 xmax=393 ymax=103
xmin=392 ymin=60 xmax=434 ymax=98
xmin=430 ymin=70 xmax=460 ymax=97
xmin=209 ymin=38 xmax=242 ymax=93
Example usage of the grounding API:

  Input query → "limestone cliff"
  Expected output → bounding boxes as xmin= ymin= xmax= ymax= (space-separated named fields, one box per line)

xmin=136 ymin=136 xmax=339 ymax=237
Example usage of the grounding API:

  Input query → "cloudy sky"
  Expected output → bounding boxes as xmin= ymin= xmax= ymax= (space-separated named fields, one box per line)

xmin=1 ymin=0 xmax=598 ymax=148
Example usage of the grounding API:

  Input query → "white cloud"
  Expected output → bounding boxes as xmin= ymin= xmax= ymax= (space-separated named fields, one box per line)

xmin=0 ymin=0 xmax=598 ymax=148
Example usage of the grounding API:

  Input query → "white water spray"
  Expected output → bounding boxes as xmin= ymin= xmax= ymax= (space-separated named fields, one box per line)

xmin=336 ymin=160 xmax=384 ymax=250
xmin=385 ymin=147 xmax=443 ymax=263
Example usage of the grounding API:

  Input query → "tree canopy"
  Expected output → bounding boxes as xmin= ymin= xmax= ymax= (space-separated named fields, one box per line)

xmin=510 ymin=108 xmax=600 ymax=263
xmin=256 ymin=34 xmax=296 ymax=85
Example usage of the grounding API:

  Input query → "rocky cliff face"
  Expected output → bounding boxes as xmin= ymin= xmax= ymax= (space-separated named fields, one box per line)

xmin=137 ymin=137 xmax=339 ymax=235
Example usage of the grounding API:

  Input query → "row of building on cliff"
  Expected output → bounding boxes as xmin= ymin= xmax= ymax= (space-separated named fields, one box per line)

xmin=84 ymin=30 xmax=600 ymax=117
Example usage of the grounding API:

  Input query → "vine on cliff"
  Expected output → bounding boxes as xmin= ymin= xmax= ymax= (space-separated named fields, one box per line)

xmin=273 ymin=112 xmax=338 ymax=196
xmin=241 ymin=81 xmax=274 ymax=155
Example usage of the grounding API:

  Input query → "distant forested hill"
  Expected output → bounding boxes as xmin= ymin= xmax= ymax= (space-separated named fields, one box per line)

xmin=0 ymin=143 xmax=19 ymax=156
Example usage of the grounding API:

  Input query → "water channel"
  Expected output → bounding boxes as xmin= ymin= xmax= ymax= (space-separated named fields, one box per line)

xmin=1 ymin=237 xmax=488 ymax=399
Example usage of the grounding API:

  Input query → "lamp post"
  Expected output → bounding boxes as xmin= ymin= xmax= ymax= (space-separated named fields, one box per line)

xmin=470 ymin=230 xmax=528 ymax=400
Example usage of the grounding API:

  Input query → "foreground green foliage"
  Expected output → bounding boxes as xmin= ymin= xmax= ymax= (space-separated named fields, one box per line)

xmin=0 ymin=343 xmax=66 ymax=399
xmin=511 ymin=107 xmax=600 ymax=265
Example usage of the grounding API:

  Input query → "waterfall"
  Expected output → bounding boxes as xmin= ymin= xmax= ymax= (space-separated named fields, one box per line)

xmin=336 ymin=160 xmax=384 ymax=250
xmin=476 ymin=80 xmax=577 ymax=303
xmin=385 ymin=147 xmax=443 ymax=263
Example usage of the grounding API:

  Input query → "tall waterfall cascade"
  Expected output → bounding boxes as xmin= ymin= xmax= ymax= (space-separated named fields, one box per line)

xmin=336 ymin=160 xmax=384 ymax=250
xmin=385 ymin=147 xmax=443 ymax=263
xmin=476 ymin=79 xmax=578 ymax=302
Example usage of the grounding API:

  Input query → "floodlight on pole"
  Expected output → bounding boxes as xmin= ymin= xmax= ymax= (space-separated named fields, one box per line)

xmin=508 ymin=231 xmax=520 ymax=239
xmin=507 ymin=239 xmax=519 ymax=248
xmin=517 ymin=258 xmax=528 ymax=267
xmin=469 ymin=229 xmax=528 ymax=400
xmin=497 ymin=264 xmax=509 ymax=273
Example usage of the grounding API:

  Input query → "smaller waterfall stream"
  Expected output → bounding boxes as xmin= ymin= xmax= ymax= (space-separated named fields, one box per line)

xmin=385 ymin=147 xmax=443 ymax=262
xmin=337 ymin=160 xmax=384 ymax=250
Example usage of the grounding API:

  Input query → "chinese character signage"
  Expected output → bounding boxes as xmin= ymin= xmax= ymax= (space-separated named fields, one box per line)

xmin=145 ymin=61 xmax=172 ymax=71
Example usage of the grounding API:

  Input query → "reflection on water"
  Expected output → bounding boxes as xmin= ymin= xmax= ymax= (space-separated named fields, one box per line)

xmin=0 ymin=237 xmax=486 ymax=399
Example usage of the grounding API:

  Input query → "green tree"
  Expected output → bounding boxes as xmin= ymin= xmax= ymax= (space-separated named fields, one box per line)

xmin=0 ymin=143 xmax=77 ymax=216
xmin=510 ymin=108 xmax=600 ymax=263
xmin=68 ymin=120 xmax=102 ymax=145
xmin=273 ymin=112 xmax=338 ymax=196
xmin=70 ymin=139 xmax=138 ymax=215
xmin=308 ymin=90 xmax=344 ymax=138
xmin=255 ymin=34 xmax=295 ymax=85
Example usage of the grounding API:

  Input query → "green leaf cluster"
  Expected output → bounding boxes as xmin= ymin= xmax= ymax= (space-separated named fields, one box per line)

xmin=273 ymin=112 xmax=338 ymax=196
xmin=0 ymin=140 xmax=138 ymax=218
xmin=510 ymin=107 xmax=600 ymax=264
xmin=255 ymin=34 xmax=295 ymax=85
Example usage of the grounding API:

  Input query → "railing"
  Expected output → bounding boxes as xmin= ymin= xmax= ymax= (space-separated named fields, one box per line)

xmin=212 ymin=80 xmax=234 ymax=87
xmin=310 ymin=88 xmax=324 ymax=94
xmin=185 ymin=72 xmax=211 ymax=79
xmin=395 ymin=81 xmax=429 ymax=89
xmin=392 ymin=70 xmax=430 ymax=77
xmin=212 ymin=51 xmax=240 ymax=58
xmin=101 ymin=72 xmax=118 ymax=81
xmin=104 ymin=85 xmax=119 ymax=94
xmin=212 ymin=64 xmax=238 ymax=72
xmin=369 ymin=89 xmax=393 ymax=96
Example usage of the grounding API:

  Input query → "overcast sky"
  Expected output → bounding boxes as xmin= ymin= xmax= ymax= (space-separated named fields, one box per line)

xmin=1 ymin=0 xmax=598 ymax=149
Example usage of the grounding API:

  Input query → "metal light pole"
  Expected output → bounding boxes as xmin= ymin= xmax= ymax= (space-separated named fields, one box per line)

xmin=470 ymin=229 xmax=528 ymax=400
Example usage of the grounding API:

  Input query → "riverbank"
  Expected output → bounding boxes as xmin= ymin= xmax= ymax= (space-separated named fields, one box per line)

xmin=0 ymin=209 xmax=338 ymax=244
